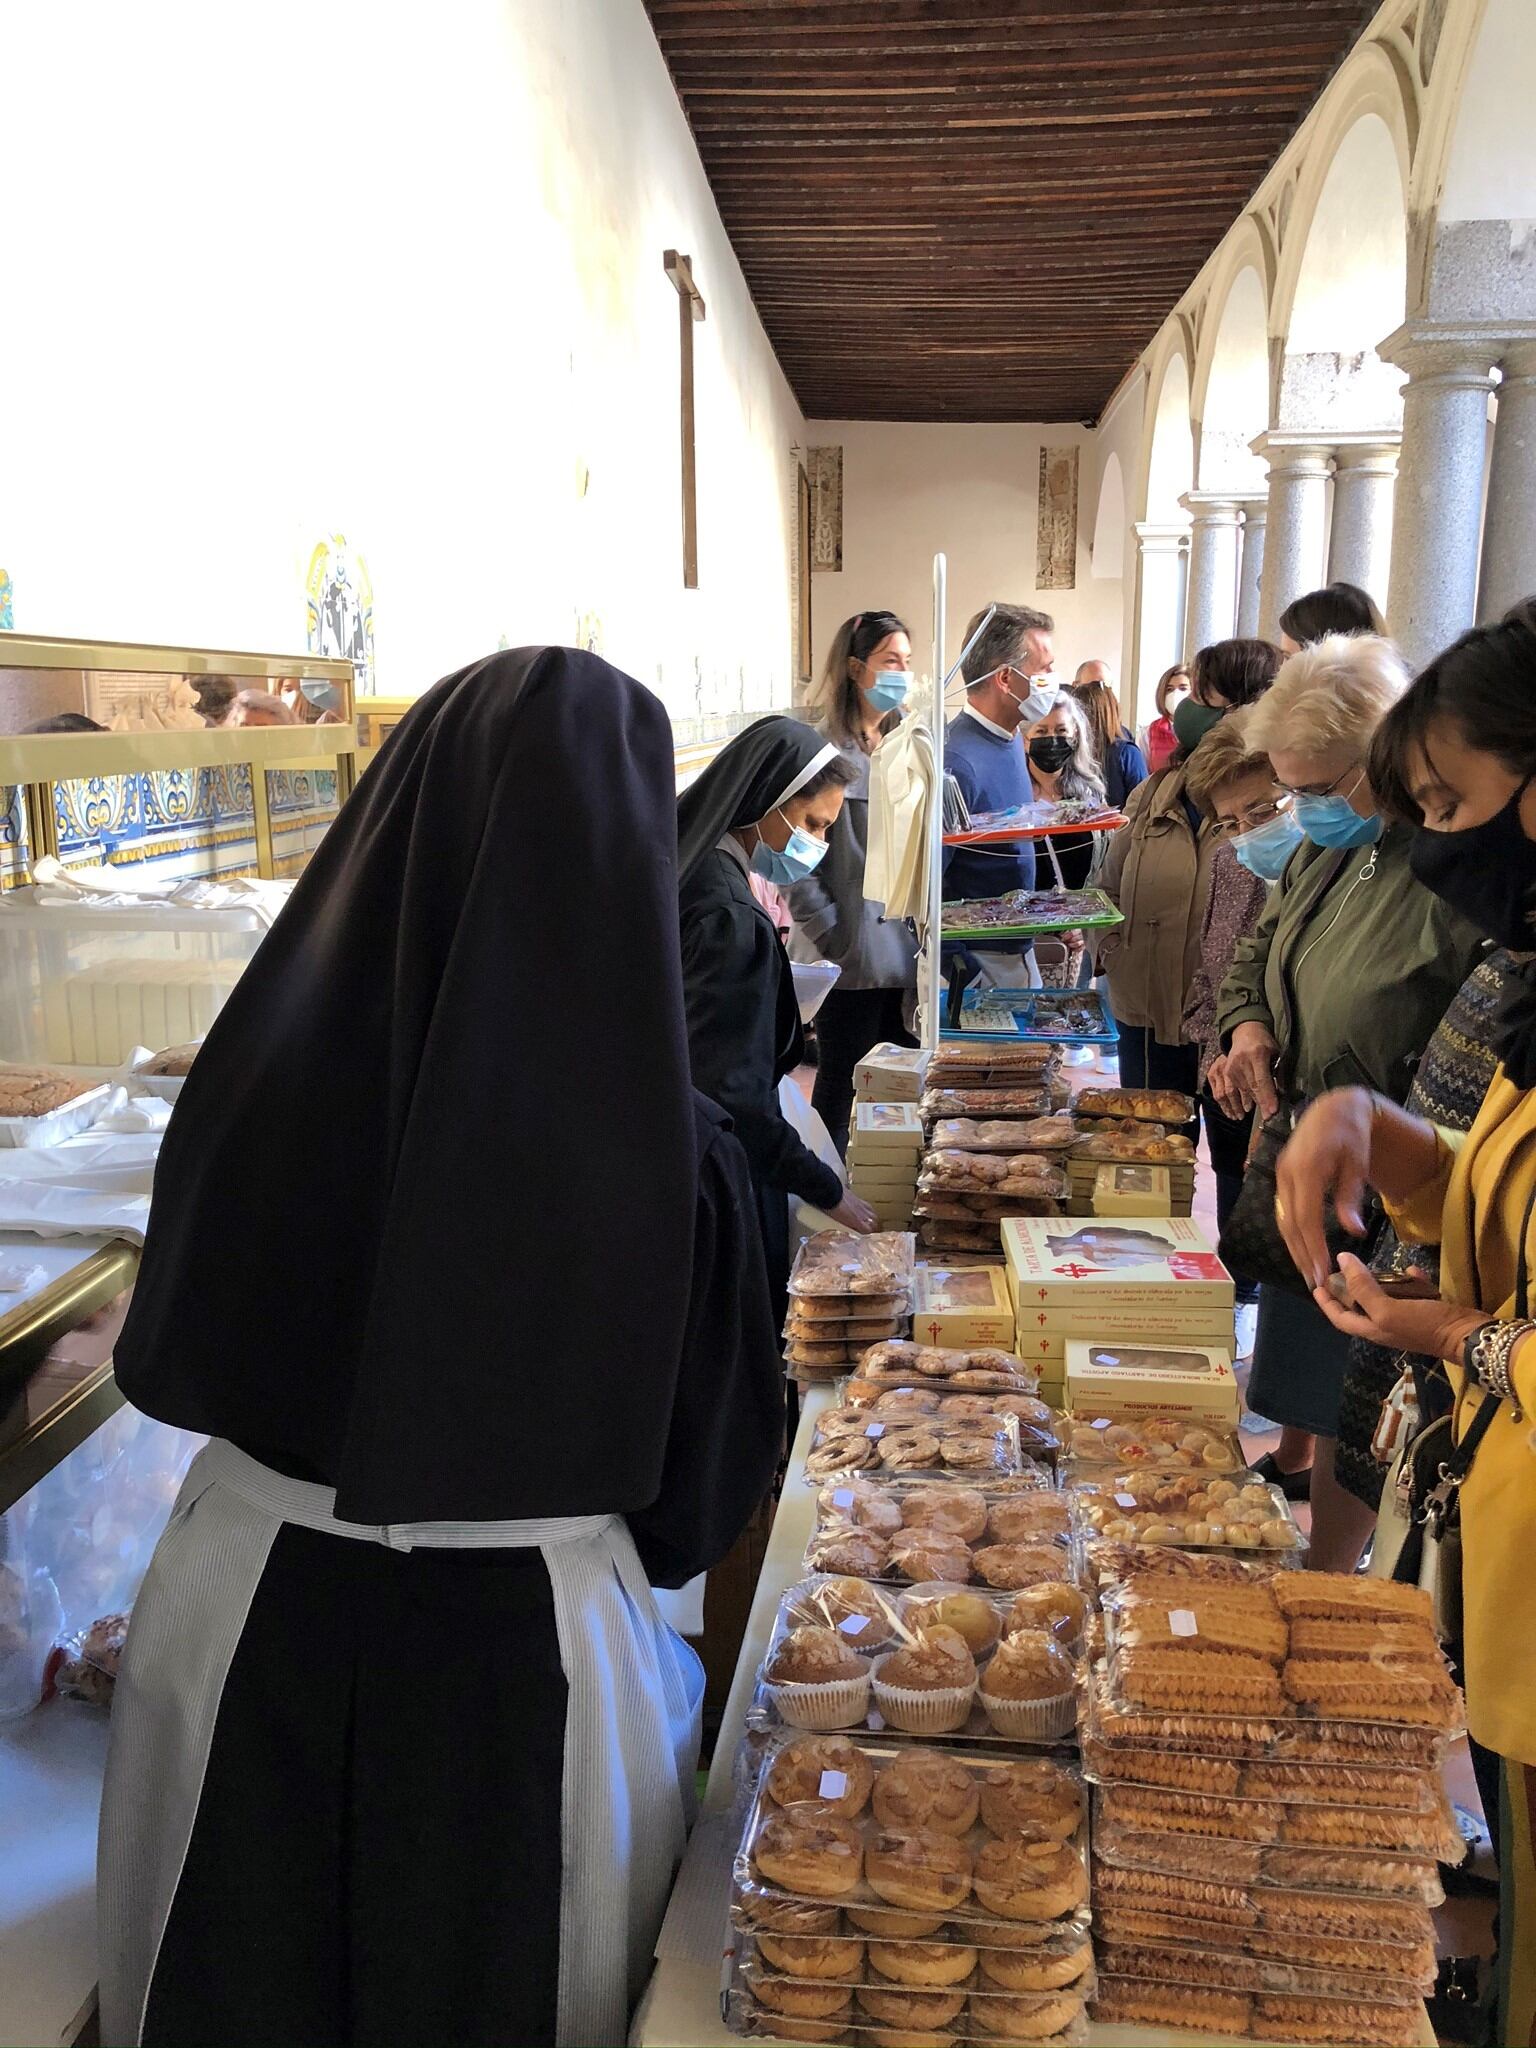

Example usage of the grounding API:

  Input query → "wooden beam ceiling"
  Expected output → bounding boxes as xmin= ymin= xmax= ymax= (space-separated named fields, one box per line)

xmin=642 ymin=0 xmax=1378 ymax=421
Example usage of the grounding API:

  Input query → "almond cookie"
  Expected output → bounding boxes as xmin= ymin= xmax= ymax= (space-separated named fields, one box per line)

xmin=855 ymin=1986 xmax=967 ymax=2030
xmin=865 ymin=1828 xmax=974 ymax=1913
xmin=967 ymin=1990 xmax=1085 ymax=2039
xmin=1101 ymin=1826 xmax=1261 ymax=1885
xmin=765 ymin=1736 xmax=876 ymax=1818
xmin=739 ymin=1894 xmax=841 ymax=1937
xmin=887 ymin=1532 xmax=975 ymax=1585
xmin=871 ymin=1750 xmax=981 ymax=1839
xmin=755 ymin=1933 xmax=866 ymax=1981
xmin=846 ymin=1906 xmax=948 ymax=1939
xmin=977 ymin=1761 xmax=1083 ymax=1843
xmin=865 ymin=1938 xmax=978 ymax=1987
xmin=751 ymin=1973 xmax=854 ymax=2021
xmin=976 ymin=1941 xmax=1091 ymax=1992
xmin=817 ymin=1479 xmax=903 ymax=1537
xmin=899 ymin=1486 xmax=989 ymax=1543
xmin=753 ymin=1811 xmax=865 ymax=1899
xmin=971 ymin=1543 xmax=1065 ymax=1591
xmin=807 ymin=1529 xmax=889 ymax=1578
xmin=972 ymin=1833 xmax=1086 ymax=1921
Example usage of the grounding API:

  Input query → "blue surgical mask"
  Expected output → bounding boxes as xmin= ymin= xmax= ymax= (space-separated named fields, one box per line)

xmin=1231 ymin=807 xmax=1304 ymax=881
xmin=865 ymin=668 xmax=912 ymax=714
xmin=300 ymin=678 xmax=344 ymax=714
xmin=1292 ymin=773 xmax=1383 ymax=849
xmin=750 ymin=809 xmax=828 ymax=888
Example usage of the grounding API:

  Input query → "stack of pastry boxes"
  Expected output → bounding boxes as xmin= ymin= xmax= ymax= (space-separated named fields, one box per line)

xmin=1002 ymin=1214 xmax=1234 ymax=1411
xmin=1085 ymin=1569 xmax=1462 ymax=2046
xmin=1067 ymin=1088 xmax=1197 ymax=1219
xmin=847 ymin=1104 xmax=924 ymax=1230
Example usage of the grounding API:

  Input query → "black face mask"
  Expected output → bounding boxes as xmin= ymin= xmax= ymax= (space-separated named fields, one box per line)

xmin=1408 ymin=781 xmax=1536 ymax=953
xmin=1028 ymin=736 xmax=1074 ymax=774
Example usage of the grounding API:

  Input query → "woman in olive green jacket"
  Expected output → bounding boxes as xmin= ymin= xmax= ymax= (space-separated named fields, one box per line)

xmin=1214 ymin=634 xmax=1484 ymax=1569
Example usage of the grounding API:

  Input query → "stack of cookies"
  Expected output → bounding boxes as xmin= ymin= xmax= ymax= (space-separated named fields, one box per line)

xmin=783 ymin=1230 xmax=917 ymax=1381
xmin=914 ymin=1113 xmax=1078 ymax=1256
xmin=846 ymin=1103 xmax=925 ymax=1232
xmin=728 ymin=1738 xmax=1095 ymax=2045
xmin=1081 ymin=1571 xmax=1461 ymax=2044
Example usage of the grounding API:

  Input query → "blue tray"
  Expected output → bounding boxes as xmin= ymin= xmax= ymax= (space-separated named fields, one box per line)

xmin=944 ymin=987 xmax=1120 ymax=1046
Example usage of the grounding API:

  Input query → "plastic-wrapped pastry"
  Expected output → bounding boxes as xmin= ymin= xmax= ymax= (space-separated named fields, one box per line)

xmin=930 ymin=1117 xmax=1079 ymax=1155
xmin=1069 ymin=1119 xmax=1195 ymax=1163
xmin=789 ymin=1230 xmax=917 ymax=1300
xmin=1074 ymin=1087 xmax=1195 ymax=1125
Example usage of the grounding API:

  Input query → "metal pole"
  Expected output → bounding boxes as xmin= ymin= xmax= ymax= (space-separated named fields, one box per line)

xmin=924 ymin=555 xmax=948 ymax=1050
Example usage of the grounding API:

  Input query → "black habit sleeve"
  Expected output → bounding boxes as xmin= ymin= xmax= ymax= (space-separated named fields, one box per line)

xmin=680 ymin=860 xmax=844 ymax=1212
xmin=626 ymin=1102 xmax=786 ymax=1587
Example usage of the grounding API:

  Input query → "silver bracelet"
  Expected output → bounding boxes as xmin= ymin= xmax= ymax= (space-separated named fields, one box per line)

xmin=1468 ymin=1318 xmax=1533 ymax=1415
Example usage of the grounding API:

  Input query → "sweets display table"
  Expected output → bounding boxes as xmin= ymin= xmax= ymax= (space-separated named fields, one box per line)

xmin=629 ymin=1387 xmax=1435 ymax=2048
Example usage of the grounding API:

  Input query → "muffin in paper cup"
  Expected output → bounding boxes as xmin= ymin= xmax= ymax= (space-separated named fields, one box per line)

xmin=870 ymin=1655 xmax=975 ymax=1735
xmin=978 ymin=1685 xmax=1077 ymax=1741
xmin=765 ymin=1673 xmax=872 ymax=1731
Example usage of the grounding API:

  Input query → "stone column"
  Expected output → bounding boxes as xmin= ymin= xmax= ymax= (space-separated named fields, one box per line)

xmin=1235 ymin=498 xmax=1268 ymax=638
xmin=1381 ymin=330 xmax=1495 ymax=671
xmin=1480 ymin=340 xmax=1536 ymax=625
xmin=1132 ymin=523 xmax=1189 ymax=711
xmin=1327 ymin=436 xmax=1399 ymax=613
xmin=1179 ymin=494 xmax=1242 ymax=659
xmin=1253 ymin=435 xmax=1332 ymax=642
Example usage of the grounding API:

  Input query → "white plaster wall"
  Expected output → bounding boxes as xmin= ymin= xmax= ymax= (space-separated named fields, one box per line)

xmin=0 ymin=0 xmax=806 ymax=719
xmin=1438 ymin=0 xmax=1536 ymax=222
xmin=805 ymin=420 xmax=1127 ymax=705
xmin=1287 ymin=115 xmax=1407 ymax=354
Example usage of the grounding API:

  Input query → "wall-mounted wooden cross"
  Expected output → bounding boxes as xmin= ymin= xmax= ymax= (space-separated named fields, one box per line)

xmin=663 ymin=250 xmax=706 ymax=589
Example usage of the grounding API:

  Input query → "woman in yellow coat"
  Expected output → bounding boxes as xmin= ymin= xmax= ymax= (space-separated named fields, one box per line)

xmin=1276 ymin=606 xmax=1536 ymax=2044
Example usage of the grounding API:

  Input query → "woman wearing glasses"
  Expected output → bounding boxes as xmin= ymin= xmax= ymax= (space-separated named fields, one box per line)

xmin=1215 ymin=634 xmax=1484 ymax=1569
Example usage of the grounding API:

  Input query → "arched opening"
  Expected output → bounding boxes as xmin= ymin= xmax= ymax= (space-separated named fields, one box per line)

xmin=1091 ymin=452 xmax=1126 ymax=580
xmin=1200 ymin=266 xmax=1270 ymax=491
xmin=1146 ymin=352 xmax=1195 ymax=522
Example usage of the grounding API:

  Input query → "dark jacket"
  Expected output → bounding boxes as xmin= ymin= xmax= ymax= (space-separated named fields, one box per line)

xmin=680 ymin=843 xmax=843 ymax=1301
xmin=1104 ymin=733 xmax=1149 ymax=812
xmin=1216 ymin=826 xmax=1487 ymax=1103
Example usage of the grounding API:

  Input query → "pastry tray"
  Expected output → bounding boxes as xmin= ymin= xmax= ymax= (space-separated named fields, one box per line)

xmin=807 ymin=1476 xmax=1077 ymax=1593
xmin=940 ymin=888 xmax=1124 ymax=941
xmin=1078 ymin=1732 xmax=1447 ymax=1816
xmin=1090 ymin=1796 xmax=1444 ymax=1905
xmin=734 ymin=1739 xmax=1092 ymax=1936
xmin=735 ymin=1932 xmax=1097 ymax=2002
xmin=1069 ymin=1472 xmax=1306 ymax=1555
xmin=752 ymin=1579 xmax=1084 ymax=1748
xmin=727 ymin=1986 xmax=1088 ymax=2047
xmin=950 ymin=989 xmax=1119 ymax=1046
xmin=1061 ymin=1414 xmax=1246 ymax=1472
xmin=1091 ymin=1974 xmax=1425 ymax=2044
xmin=803 ymin=1410 xmax=1027 ymax=1486
xmin=942 ymin=802 xmax=1126 ymax=845
xmin=789 ymin=1230 xmax=917 ymax=1304
xmin=1084 ymin=1672 xmax=1463 ymax=1765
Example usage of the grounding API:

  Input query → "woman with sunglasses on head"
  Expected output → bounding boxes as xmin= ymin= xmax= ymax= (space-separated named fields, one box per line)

xmin=1274 ymin=606 xmax=1536 ymax=2046
xmin=1214 ymin=634 xmax=1484 ymax=1568
xmin=678 ymin=718 xmax=875 ymax=1327
xmin=784 ymin=611 xmax=919 ymax=1155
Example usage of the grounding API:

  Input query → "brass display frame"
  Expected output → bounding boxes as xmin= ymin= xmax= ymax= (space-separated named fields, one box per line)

xmin=0 ymin=633 xmax=357 ymax=876
xmin=0 ymin=1241 xmax=140 ymax=1515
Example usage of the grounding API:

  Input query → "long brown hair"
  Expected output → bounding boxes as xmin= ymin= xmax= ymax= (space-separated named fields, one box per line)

xmin=812 ymin=610 xmax=909 ymax=748
xmin=1070 ymin=677 xmax=1128 ymax=759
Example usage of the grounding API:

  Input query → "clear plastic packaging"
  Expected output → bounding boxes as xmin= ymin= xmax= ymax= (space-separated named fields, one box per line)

xmin=0 ymin=1408 xmax=202 ymax=1719
xmin=1081 ymin=1744 xmax=1449 ymax=1831
xmin=1061 ymin=1414 xmax=1244 ymax=1471
xmin=735 ymin=1738 xmax=1091 ymax=1937
xmin=755 ymin=1581 xmax=1085 ymax=1746
xmin=1090 ymin=1858 xmax=1435 ymax=1946
xmin=51 ymin=1609 xmax=130 ymax=1707
xmin=1072 ymin=1087 xmax=1196 ymax=1125
xmin=807 ymin=1476 xmax=1072 ymax=1593
xmin=930 ymin=1118 xmax=1080 ymax=1156
xmin=727 ymin=1984 xmax=1089 ymax=2046
xmin=921 ymin=1086 xmax=1072 ymax=1122
xmin=1072 ymin=1472 xmax=1304 ymax=1555
xmin=914 ymin=1194 xmax=1062 ymax=1223
xmin=1090 ymin=1798 xmax=1444 ymax=1904
xmin=1090 ymin=1976 xmax=1424 ymax=2045
xmin=927 ymin=1043 xmax=1064 ymax=1083
xmin=940 ymin=887 xmax=1123 ymax=936
xmin=789 ymin=1231 xmax=917 ymax=1305
xmin=786 ymin=1316 xmax=905 ymax=1346
xmin=1068 ymin=1120 xmax=1196 ymax=1164
xmin=841 ymin=1382 xmax=1052 ymax=1430
xmin=920 ymin=1153 xmax=1070 ymax=1198
xmin=1083 ymin=1670 xmax=1461 ymax=1767
xmin=804 ymin=1412 xmax=1026 ymax=1485
xmin=855 ymin=1344 xmax=1044 ymax=1393
xmin=1080 ymin=1539 xmax=1289 ymax=1596
xmin=787 ymin=1295 xmax=912 ymax=1326
xmin=1092 ymin=1938 xmax=1431 ymax=2004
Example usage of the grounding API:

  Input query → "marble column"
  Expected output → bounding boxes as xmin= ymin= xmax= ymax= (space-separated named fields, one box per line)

xmin=1179 ymin=494 xmax=1242 ymax=659
xmin=1253 ymin=435 xmax=1332 ymax=643
xmin=1480 ymin=341 xmax=1536 ymax=625
xmin=1133 ymin=522 xmax=1189 ymax=709
xmin=1235 ymin=498 xmax=1268 ymax=639
xmin=1381 ymin=331 xmax=1495 ymax=671
xmin=1327 ymin=437 xmax=1399 ymax=613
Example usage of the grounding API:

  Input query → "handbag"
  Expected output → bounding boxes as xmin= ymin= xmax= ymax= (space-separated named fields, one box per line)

xmin=1389 ymin=1180 xmax=1536 ymax=1649
xmin=1218 ymin=1099 xmax=1381 ymax=1297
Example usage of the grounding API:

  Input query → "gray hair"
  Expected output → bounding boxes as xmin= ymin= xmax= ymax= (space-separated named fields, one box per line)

xmin=962 ymin=604 xmax=1054 ymax=687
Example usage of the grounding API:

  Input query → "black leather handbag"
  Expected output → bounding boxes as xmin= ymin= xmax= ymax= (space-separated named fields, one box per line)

xmin=1217 ymin=1099 xmax=1381 ymax=1297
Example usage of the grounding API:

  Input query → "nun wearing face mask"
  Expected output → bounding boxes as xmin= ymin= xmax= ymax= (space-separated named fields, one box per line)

xmin=678 ymin=718 xmax=877 ymax=1319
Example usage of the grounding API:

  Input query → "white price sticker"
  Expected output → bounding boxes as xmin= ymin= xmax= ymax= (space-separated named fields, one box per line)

xmin=865 ymin=1423 xmax=886 ymax=1439
xmin=838 ymin=1615 xmax=870 ymax=1638
xmin=831 ymin=1488 xmax=855 ymax=1510
xmin=1168 ymin=1609 xmax=1199 ymax=1638
xmin=1091 ymin=1417 xmax=1113 ymax=1431
xmin=1115 ymin=1492 xmax=1138 ymax=1510
xmin=818 ymin=1770 xmax=849 ymax=1800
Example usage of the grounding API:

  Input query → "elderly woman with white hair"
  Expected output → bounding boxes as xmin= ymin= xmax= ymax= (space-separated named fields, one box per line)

xmin=1214 ymin=634 xmax=1484 ymax=1570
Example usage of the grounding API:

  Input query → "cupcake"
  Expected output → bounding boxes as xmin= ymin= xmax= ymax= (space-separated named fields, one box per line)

xmin=900 ymin=1586 xmax=1002 ymax=1659
xmin=1005 ymin=1582 xmax=1088 ymax=1649
xmin=978 ymin=1629 xmax=1077 ymax=1740
xmin=765 ymin=1626 xmax=873 ymax=1731
xmin=794 ymin=1576 xmax=895 ymax=1652
xmin=872 ymin=1625 xmax=978 ymax=1734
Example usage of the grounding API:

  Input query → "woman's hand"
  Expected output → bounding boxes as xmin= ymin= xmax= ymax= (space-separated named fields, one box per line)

xmin=1225 ymin=1022 xmax=1281 ymax=1121
xmin=1275 ymin=1087 xmax=1375 ymax=1289
xmin=829 ymin=1191 xmax=879 ymax=1234
xmin=1206 ymin=1052 xmax=1243 ymax=1121
xmin=1314 ymin=1253 xmax=1485 ymax=1364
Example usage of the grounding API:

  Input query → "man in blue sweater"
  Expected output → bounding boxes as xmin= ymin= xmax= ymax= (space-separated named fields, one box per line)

xmin=943 ymin=604 xmax=1063 ymax=989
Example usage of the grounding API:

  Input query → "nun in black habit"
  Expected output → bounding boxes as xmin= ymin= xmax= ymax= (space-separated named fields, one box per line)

xmin=96 ymin=649 xmax=785 ymax=2048
xmin=677 ymin=718 xmax=876 ymax=1318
